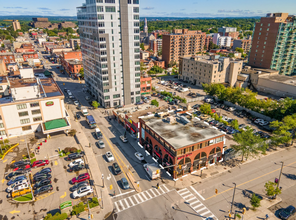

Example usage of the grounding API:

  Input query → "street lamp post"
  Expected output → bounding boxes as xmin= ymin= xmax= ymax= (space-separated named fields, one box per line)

xmin=102 ymin=174 xmax=104 ymax=188
xmin=230 ymin=182 xmax=237 ymax=218
xmin=277 ymin=161 xmax=284 ymax=189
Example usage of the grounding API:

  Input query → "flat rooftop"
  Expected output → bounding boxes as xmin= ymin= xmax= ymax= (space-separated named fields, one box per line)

xmin=143 ymin=115 xmax=224 ymax=150
xmin=260 ymin=74 xmax=296 ymax=86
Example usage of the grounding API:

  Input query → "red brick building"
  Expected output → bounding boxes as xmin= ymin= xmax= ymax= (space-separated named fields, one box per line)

xmin=0 ymin=53 xmax=15 ymax=64
xmin=60 ymin=51 xmax=83 ymax=78
xmin=140 ymin=74 xmax=152 ymax=95
xmin=15 ymin=43 xmax=35 ymax=53
xmin=139 ymin=114 xmax=225 ymax=179
xmin=22 ymin=52 xmax=38 ymax=61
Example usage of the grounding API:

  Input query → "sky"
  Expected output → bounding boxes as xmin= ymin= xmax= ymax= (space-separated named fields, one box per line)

xmin=1 ymin=0 xmax=296 ymax=17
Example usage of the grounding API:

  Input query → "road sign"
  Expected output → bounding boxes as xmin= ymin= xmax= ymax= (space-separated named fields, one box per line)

xmin=59 ymin=201 xmax=72 ymax=210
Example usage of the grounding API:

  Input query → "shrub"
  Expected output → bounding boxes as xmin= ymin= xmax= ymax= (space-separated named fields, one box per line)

xmin=68 ymin=129 xmax=77 ymax=137
xmin=44 ymin=212 xmax=68 ymax=220
xmin=71 ymin=202 xmax=85 ymax=216
xmin=89 ymin=197 xmax=99 ymax=208
xmin=63 ymin=147 xmax=72 ymax=154
xmin=70 ymin=147 xmax=77 ymax=153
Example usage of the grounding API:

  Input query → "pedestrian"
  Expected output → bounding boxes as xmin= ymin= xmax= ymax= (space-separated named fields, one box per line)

xmin=156 ymin=183 xmax=159 ymax=189
xmin=265 ymin=214 xmax=269 ymax=219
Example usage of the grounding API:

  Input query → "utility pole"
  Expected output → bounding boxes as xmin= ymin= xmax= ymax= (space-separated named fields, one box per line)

xmin=230 ymin=182 xmax=236 ymax=218
xmin=102 ymin=174 xmax=104 ymax=188
xmin=277 ymin=161 xmax=284 ymax=189
xmin=26 ymin=137 xmax=31 ymax=161
xmin=101 ymin=189 xmax=104 ymax=209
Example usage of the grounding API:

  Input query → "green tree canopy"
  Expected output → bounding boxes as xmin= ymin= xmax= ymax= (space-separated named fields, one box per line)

xmin=235 ymin=47 xmax=244 ymax=53
xmin=200 ymin=103 xmax=212 ymax=114
xmin=140 ymin=43 xmax=145 ymax=50
xmin=264 ymin=181 xmax=281 ymax=197
xmin=151 ymin=99 xmax=159 ymax=107
xmin=92 ymin=101 xmax=100 ymax=109
xmin=250 ymin=193 xmax=261 ymax=210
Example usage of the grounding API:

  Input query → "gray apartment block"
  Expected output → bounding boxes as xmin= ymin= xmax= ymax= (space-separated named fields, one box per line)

xmin=77 ymin=0 xmax=141 ymax=108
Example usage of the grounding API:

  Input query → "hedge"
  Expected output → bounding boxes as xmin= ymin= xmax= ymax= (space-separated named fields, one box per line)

xmin=44 ymin=212 xmax=68 ymax=220
xmin=71 ymin=198 xmax=99 ymax=216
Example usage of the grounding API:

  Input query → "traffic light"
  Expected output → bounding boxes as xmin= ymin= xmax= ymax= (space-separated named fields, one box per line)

xmin=215 ymin=189 xmax=218 ymax=194
xmin=242 ymin=207 xmax=246 ymax=214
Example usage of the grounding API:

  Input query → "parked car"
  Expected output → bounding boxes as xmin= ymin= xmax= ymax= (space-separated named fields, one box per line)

xmin=134 ymin=152 xmax=144 ymax=161
xmin=72 ymin=186 xmax=93 ymax=199
xmin=11 ymin=160 xmax=31 ymax=168
xmin=192 ymin=104 xmax=200 ymax=109
xmin=259 ymin=121 xmax=269 ymax=126
xmin=33 ymin=174 xmax=52 ymax=183
xmin=254 ymin=119 xmax=265 ymax=124
xmin=70 ymin=181 xmax=89 ymax=192
xmin=34 ymin=168 xmax=52 ymax=176
xmin=238 ymin=124 xmax=246 ymax=129
xmin=69 ymin=164 xmax=86 ymax=172
xmin=6 ymin=180 xmax=29 ymax=193
xmin=229 ymin=107 xmax=236 ymax=111
xmin=120 ymin=135 xmax=128 ymax=143
xmin=76 ymin=113 xmax=81 ymax=120
xmin=32 ymin=160 xmax=49 ymax=168
xmin=71 ymin=173 xmax=90 ymax=184
xmin=105 ymin=151 xmax=114 ymax=162
xmin=33 ymin=179 xmax=52 ymax=190
xmin=6 ymin=171 xmax=25 ymax=180
xmin=112 ymin=163 xmax=122 ymax=175
xmin=74 ymin=101 xmax=79 ymax=106
xmin=121 ymin=178 xmax=130 ymax=190
xmin=13 ymin=165 xmax=31 ymax=172
xmin=69 ymin=159 xmax=84 ymax=168
xmin=279 ymin=205 xmax=296 ymax=220
xmin=7 ymin=175 xmax=26 ymax=186
xmin=34 ymin=185 xmax=53 ymax=196
xmin=65 ymin=152 xmax=85 ymax=161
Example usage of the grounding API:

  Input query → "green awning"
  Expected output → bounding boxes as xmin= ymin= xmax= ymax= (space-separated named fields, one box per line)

xmin=44 ymin=70 xmax=52 ymax=76
xmin=44 ymin=119 xmax=68 ymax=130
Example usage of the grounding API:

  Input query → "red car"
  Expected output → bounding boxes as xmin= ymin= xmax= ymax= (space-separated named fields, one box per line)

xmin=32 ymin=160 xmax=49 ymax=168
xmin=13 ymin=164 xmax=31 ymax=172
xmin=71 ymin=173 xmax=90 ymax=184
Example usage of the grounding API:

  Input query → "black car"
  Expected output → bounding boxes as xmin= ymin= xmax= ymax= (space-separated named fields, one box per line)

xmin=192 ymin=104 xmax=200 ymax=109
xmin=114 ymin=105 xmax=124 ymax=109
xmin=69 ymin=164 xmax=85 ymax=172
xmin=76 ymin=113 xmax=81 ymax=120
xmin=6 ymin=171 xmax=25 ymax=180
xmin=65 ymin=152 xmax=85 ymax=161
xmin=33 ymin=174 xmax=52 ymax=183
xmin=11 ymin=160 xmax=31 ymax=168
xmin=64 ymin=88 xmax=68 ymax=92
xmin=33 ymin=179 xmax=52 ymax=190
xmin=34 ymin=184 xmax=53 ymax=196
xmin=70 ymin=181 xmax=89 ymax=192
xmin=279 ymin=205 xmax=296 ymax=220
xmin=34 ymin=168 xmax=52 ymax=177
xmin=112 ymin=163 xmax=122 ymax=175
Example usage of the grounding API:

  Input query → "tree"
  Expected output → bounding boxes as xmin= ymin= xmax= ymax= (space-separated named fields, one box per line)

xmin=157 ymin=49 xmax=162 ymax=56
xmin=264 ymin=181 xmax=281 ymax=197
xmin=250 ymin=193 xmax=261 ymax=210
xmin=151 ymin=99 xmax=159 ymax=107
xmin=235 ymin=47 xmax=244 ymax=54
xmin=230 ymin=119 xmax=239 ymax=130
xmin=232 ymin=127 xmax=264 ymax=161
xmin=208 ymin=41 xmax=219 ymax=50
xmin=200 ymin=103 xmax=212 ymax=114
xmin=92 ymin=101 xmax=100 ymax=109
xmin=68 ymin=129 xmax=77 ymax=137
xmin=79 ymin=68 xmax=84 ymax=78
xmin=75 ymin=45 xmax=80 ymax=50
xmin=140 ymin=43 xmax=145 ymax=50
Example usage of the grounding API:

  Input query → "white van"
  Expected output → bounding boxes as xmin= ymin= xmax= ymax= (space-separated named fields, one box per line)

xmin=6 ymin=180 xmax=28 ymax=193
xmin=181 ymin=88 xmax=189 ymax=92
xmin=95 ymin=128 xmax=103 ymax=140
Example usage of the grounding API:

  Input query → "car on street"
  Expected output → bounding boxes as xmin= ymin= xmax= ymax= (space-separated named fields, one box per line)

xmin=71 ymin=173 xmax=90 ymax=184
xmin=279 ymin=205 xmax=296 ymax=220
xmin=34 ymin=184 xmax=53 ymax=196
xmin=72 ymin=186 xmax=93 ymax=199
xmin=34 ymin=168 xmax=52 ymax=176
xmin=6 ymin=171 xmax=26 ymax=180
xmin=33 ymin=174 xmax=52 ymax=183
xmin=120 ymin=135 xmax=128 ymax=143
xmin=105 ymin=151 xmax=114 ymax=162
xmin=134 ymin=152 xmax=144 ymax=161
xmin=121 ymin=178 xmax=130 ymax=190
xmin=112 ymin=163 xmax=122 ymax=175
xmin=69 ymin=164 xmax=86 ymax=172
xmin=33 ymin=179 xmax=52 ymax=190
xmin=259 ymin=121 xmax=269 ymax=126
xmin=11 ymin=160 xmax=31 ymax=168
xmin=70 ymin=181 xmax=89 ymax=192
xmin=96 ymin=140 xmax=105 ymax=149
xmin=6 ymin=180 xmax=28 ymax=193
xmin=7 ymin=175 xmax=27 ymax=186
xmin=69 ymin=159 xmax=84 ymax=168
xmin=65 ymin=152 xmax=85 ymax=161
xmin=74 ymin=101 xmax=79 ymax=106
xmin=32 ymin=160 xmax=49 ymax=168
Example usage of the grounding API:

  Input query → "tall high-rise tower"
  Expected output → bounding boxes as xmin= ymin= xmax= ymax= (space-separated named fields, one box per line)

xmin=249 ymin=13 xmax=296 ymax=75
xmin=144 ymin=18 xmax=148 ymax=33
xmin=77 ymin=0 xmax=141 ymax=108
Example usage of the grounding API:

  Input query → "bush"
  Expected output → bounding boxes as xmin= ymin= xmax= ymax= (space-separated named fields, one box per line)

xmin=89 ymin=197 xmax=99 ymax=208
xmin=151 ymin=99 xmax=159 ymax=107
xmin=71 ymin=202 xmax=85 ymax=216
xmin=44 ymin=212 xmax=68 ymax=220
xmin=68 ymin=129 xmax=77 ymax=137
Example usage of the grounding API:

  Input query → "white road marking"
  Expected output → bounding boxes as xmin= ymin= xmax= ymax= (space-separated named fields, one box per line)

xmin=190 ymin=186 xmax=205 ymax=201
xmin=112 ymin=190 xmax=135 ymax=199
xmin=162 ymin=184 xmax=169 ymax=192
xmin=152 ymin=157 xmax=157 ymax=163
xmin=159 ymin=185 xmax=165 ymax=194
xmin=144 ymin=191 xmax=152 ymax=199
xmin=128 ymin=197 xmax=135 ymax=206
xmin=115 ymin=202 xmax=120 ymax=211
xmin=119 ymin=200 xmax=125 ymax=210
xmin=154 ymin=188 xmax=161 ymax=196
xmin=149 ymin=188 xmax=157 ymax=197
xmin=200 ymin=210 xmax=211 ymax=216
xmin=195 ymin=207 xmax=207 ymax=213
xmin=159 ymin=164 xmax=164 ymax=169
xmin=140 ymin=192 xmax=148 ymax=200
xmin=145 ymin=150 xmax=150 ymax=155
xmin=133 ymin=195 xmax=140 ymax=204
xmin=123 ymin=198 xmax=130 ymax=208
xmin=136 ymin=194 xmax=144 ymax=202
xmin=166 ymin=171 xmax=171 ymax=176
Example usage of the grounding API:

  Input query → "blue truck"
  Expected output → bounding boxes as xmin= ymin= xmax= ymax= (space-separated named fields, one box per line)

xmin=86 ymin=115 xmax=96 ymax=128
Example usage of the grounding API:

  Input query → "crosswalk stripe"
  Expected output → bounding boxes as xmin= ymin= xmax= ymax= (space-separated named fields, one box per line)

xmin=159 ymin=186 xmax=165 ymax=194
xmin=123 ymin=199 xmax=130 ymax=208
xmin=140 ymin=192 xmax=148 ymax=200
xmin=128 ymin=197 xmax=135 ymax=206
xmin=200 ymin=210 xmax=210 ymax=216
xmin=144 ymin=191 xmax=152 ymax=199
xmin=133 ymin=195 xmax=140 ymax=204
xmin=186 ymin=197 xmax=195 ymax=202
xmin=154 ymin=188 xmax=161 ymax=196
xmin=183 ymin=194 xmax=193 ymax=199
xmin=149 ymin=188 xmax=157 ymax=197
xmin=115 ymin=202 xmax=120 ymax=212
xmin=137 ymin=194 xmax=144 ymax=202
xmin=119 ymin=200 xmax=125 ymax=210
xmin=178 ymin=188 xmax=187 ymax=193
xmin=195 ymin=207 xmax=207 ymax=213
xmin=192 ymin=203 xmax=203 ymax=209
xmin=190 ymin=201 xmax=199 ymax=205
xmin=161 ymin=184 xmax=169 ymax=192
xmin=179 ymin=191 xmax=190 ymax=196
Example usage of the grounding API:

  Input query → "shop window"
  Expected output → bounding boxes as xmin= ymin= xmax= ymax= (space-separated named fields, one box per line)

xmin=201 ymin=152 xmax=207 ymax=158
xmin=194 ymin=153 xmax=200 ymax=160
xmin=210 ymin=148 xmax=215 ymax=155
xmin=22 ymin=125 xmax=32 ymax=131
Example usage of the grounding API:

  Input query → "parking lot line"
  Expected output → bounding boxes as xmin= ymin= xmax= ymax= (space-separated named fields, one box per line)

xmin=2 ymin=159 xmax=7 ymax=163
xmin=2 ymin=179 xmax=5 ymax=184
xmin=60 ymin=192 xmax=66 ymax=198
xmin=54 ymin=161 xmax=58 ymax=166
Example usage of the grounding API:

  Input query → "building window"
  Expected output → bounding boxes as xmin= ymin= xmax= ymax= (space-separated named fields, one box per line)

xmin=134 ymin=22 xmax=139 ymax=27
xmin=20 ymin=118 xmax=30 ymax=124
xmin=134 ymin=29 xmax=139 ymax=34
xmin=133 ymin=7 xmax=139 ymax=13
xmin=103 ymin=89 xmax=109 ymax=93
xmin=32 ymin=109 xmax=41 ymax=115
xmin=0 ymin=123 xmax=4 ymax=128
xmin=22 ymin=126 xmax=32 ymax=131
xmin=17 ymin=104 xmax=27 ymax=110
xmin=135 ymin=78 xmax=140 ymax=82
xmin=113 ymin=94 xmax=120 ymax=98
xmin=105 ymin=6 xmax=116 ymax=12
xmin=0 ymin=130 xmax=5 ymax=135
xmin=135 ymin=84 xmax=140 ymax=88
xmin=98 ymin=22 xmax=105 ymax=27
xmin=136 ymin=91 xmax=140 ymax=95
xmin=104 ymin=96 xmax=110 ymax=100
xmin=133 ymin=0 xmax=139 ymax=3
xmin=19 ymin=111 xmax=29 ymax=117
xmin=134 ymin=15 xmax=139 ymax=20
xmin=97 ymin=6 xmax=104 ymax=12
xmin=33 ymin=116 xmax=42 ymax=122
xmin=105 ymin=0 xmax=115 ymax=2
xmin=98 ymin=14 xmax=104 ymax=20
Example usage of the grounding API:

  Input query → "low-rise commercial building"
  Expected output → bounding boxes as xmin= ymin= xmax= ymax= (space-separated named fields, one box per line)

xmin=179 ymin=55 xmax=243 ymax=87
xmin=0 ymin=68 xmax=70 ymax=138
xmin=0 ymin=53 xmax=15 ymax=65
xmin=60 ymin=51 xmax=83 ymax=78
xmin=140 ymin=74 xmax=152 ymax=95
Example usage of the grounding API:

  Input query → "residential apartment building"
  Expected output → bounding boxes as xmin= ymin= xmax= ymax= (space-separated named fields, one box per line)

xmin=69 ymin=39 xmax=81 ymax=49
xmin=249 ymin=13 xmax=296 ymax=75
xmin=12 ymin=20 xmax=21 ymax=31
xmin=233 ymin=39 xmax=252 ymax=52
xmin=140 ymin=50 xmax=150 ymax=60
xmin=162 ymin=29 xmax=206 ymax=67
xmin=218 ymin=26 xmax=239 ymax=39
xmin=77 ymin=0 xmax=141 ymax=108
xmin=179 ymin=55 xmax=243 ymax=87
xmin=140 ymin=74 xmax=152 ymax=95
xmin=213 ymin=33 xmax=232 ymax=47
xmin=149 ymin=38 xmax=162 ymax=55
xmin=0 ymin=68 xmax=70 ymax=138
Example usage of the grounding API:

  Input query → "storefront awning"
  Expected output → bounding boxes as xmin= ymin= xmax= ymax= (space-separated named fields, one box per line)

xmin=42 ymin=118 xmax=71 ymax=134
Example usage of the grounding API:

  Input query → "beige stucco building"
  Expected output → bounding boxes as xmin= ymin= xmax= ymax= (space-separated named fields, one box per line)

xmin=179 ymin=55 xmax=243 ymax=87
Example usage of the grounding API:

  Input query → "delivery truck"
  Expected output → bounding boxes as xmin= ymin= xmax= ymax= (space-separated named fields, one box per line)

xmin=143 ymin=163 xmax=160 ymax=180
xmin=86 ymin=115 xmax=96 ymax=128
xmin=81 ymin=107 xmax=89 ymax=116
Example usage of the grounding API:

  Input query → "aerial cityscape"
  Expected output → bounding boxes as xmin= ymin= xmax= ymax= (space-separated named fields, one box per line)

xmin=0 ymin=0 xmax=296 ymax=220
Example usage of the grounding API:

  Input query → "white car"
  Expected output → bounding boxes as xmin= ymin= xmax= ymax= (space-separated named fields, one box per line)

xmin=69 ymin=159 xmax=84 ymax=168
xmin=254 ymin=119 xmax=265 ymax=124
xmin=74 ymin=101 xmax=79 ymax=106
xmin=134 ymin=152 xmax=144 ymax=161
xmin=106 ymin=151 xmax=114 ymax=162
xmin=229 ymin=107 xmax=236 ymax=111
xmin=6 ymin=180 xmax=28 ymax=193
xmin=68 ymin=92 xmax=73 ymax=96
xmin=72 ymin=186 xmax=93 ymax=199
xmin=259 ymin=121 xmax=269 ymax=126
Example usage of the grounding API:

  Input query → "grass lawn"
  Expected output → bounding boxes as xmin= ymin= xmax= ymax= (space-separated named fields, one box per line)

xmin=13 ymin=193 xmax=33 ymax=202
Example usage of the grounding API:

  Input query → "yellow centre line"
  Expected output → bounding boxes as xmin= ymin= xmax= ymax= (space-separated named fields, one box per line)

xmin=206 ymin=160 xmax=296 ymax=200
